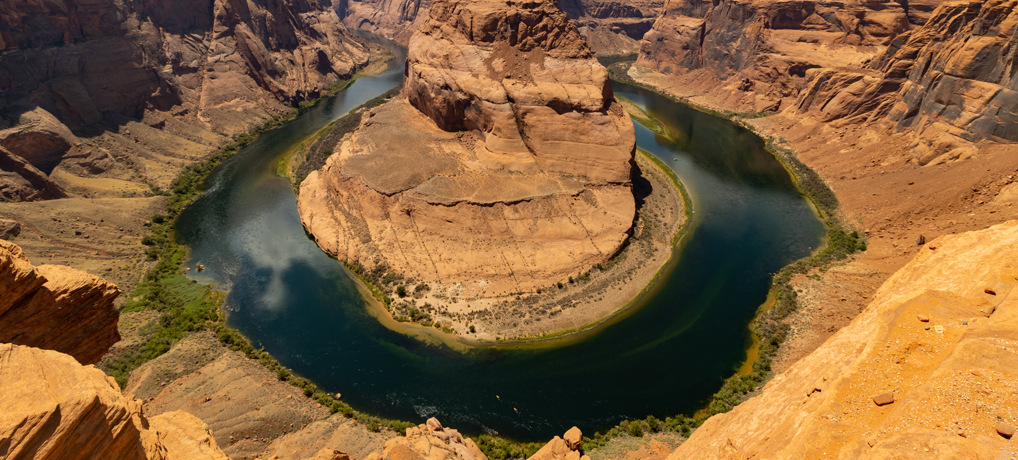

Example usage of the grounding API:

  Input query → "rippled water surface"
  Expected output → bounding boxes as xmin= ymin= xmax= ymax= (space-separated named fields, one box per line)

xmin=176 ymin=40 xmax=825 ymax=441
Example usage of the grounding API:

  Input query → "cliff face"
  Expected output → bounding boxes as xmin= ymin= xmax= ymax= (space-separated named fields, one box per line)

xmin=299 ymin=0 xmax=636 ymax=318
xmin=0 ymin=239 xmax=120 ymax=365
xmin=335 ymin=0 xmax=662 ymax=54
xmin=634 ymin=0 xmax=941 ymax=112
xmin=668 ymin=220 xmax=1018 ymax=458
xmin=0 ymin=343 xmax=229 ymax=460
xmin=792 ymin=0 xmax=1018 ymax=165
xmin=0 ymin=0 xmax=370 ymax=201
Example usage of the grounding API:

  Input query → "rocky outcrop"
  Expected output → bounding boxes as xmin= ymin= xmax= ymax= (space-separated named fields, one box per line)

xmin=130 ymin=343 xmax=393 ymax=460
xmin=364 ymin=418 xmax=487 ymax=460
xmin=666 ymin=220 xmax=1018 ymax=458
xmin=335 ymin=0 xmax=662 ymax=55
xmin=0 ymin=343 xmax=229 ymax=460
xmin=337 ymin=0 xmax=433 ymax=44
xmin=299 ymin=0 xmax=636 ymax=313
xmin=792 ymin=0 xmax=1018 ymax=165
xmin=0 ymin=239 xmax=120 ymax=365
xmin=528 ymin=427 xmax=589 ymax=460
xmin=0 ymin=0 xmax=371 ymax=201
xmin=0 ymin=108 xmax=78 ymax=174
xmin=634 ymin=0 xmax=939 ymax=112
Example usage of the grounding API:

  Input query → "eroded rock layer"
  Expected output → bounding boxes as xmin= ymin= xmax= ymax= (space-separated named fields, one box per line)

xmin=0 ymin=343 xmax=229 ymax=460
xmin=0 ymin=239 xmax=120 ymax=365
xmin=335 ymin=0 xmax=662 ymax=55
xmin=667 ymin=220 xmax=1018 ymax=458
xmin=634 ymin=0 xmax=939 ymax=112
xmin=300 ymin=0 xmax=636 ymax=302
xmin=0 ymin=0 xmax=370 ymax=200
xmin=791 ymin=0 xmax=1018 ymax=165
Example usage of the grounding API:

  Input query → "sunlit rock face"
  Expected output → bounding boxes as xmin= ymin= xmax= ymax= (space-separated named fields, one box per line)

xmin=299 ymin=0 xmax=636 ymax=303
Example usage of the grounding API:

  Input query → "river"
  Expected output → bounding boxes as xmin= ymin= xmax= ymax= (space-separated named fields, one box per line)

xmin=175 ymin=37 xmax=825 ymax=441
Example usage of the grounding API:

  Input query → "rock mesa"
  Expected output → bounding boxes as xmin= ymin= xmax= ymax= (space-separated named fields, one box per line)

xmin=299 ymin=0 xmax=636 ymax=302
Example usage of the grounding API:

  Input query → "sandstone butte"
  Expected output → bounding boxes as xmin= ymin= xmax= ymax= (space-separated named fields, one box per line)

xmin=298 ymin=0 xmax=638 ymax=310
xmin=0 ymin=239 xmax=120 ymax=365
xmin=0 ymin=343 xmax=229 ymax=460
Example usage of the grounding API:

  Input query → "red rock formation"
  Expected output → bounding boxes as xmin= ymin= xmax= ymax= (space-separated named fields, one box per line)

xmin=634 ymin=0 xmax=938 ymax=112
xmin=299 ymin=0 xmax=636 ymax=313
xmin=0 ymin=343 xmax=229 ymax=460
xmin=792 ymin=0 xmax=1018 ymax=165
xmin=335 ymin=0 xmax=662 ymax=54
xmin=0 ymin=239 xmax=120 ymax=365
xmin=528 ymin=427 xmax=590 ymax=460
xmin=364 ymin=418 xmax=488 ymax=460
xmin=0 ymin=0 xmax=371 ymax=201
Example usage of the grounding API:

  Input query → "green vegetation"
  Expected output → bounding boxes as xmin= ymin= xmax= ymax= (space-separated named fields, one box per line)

xmin=617 ymin=96 xmax=664 ymax=134
xmin=100 ymin=52 xmax=419 ymax=436
xmin=557 ymin=70 xmax=869 ymax=454
xmin=475 ymin=435 xmax=544 ymax=460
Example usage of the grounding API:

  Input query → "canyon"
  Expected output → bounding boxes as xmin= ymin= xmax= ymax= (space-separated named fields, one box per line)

xmin=3 ymin=0 xmax=1018 ymax=459
xmin=0 ymin=0 xmax=380 ymax=295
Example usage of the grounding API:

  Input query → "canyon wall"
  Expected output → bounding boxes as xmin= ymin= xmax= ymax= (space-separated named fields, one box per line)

xmin=668 ymin=220 xmax=1018 ymax=458
xmin=335 ymin=0 xmax=663 ymax=55
xmin=0 ymin=0 xmax=371 ymax=201
xmin=791 ymin=0 xmax=1018 ymax=165
xmin=0 ymin=239 xmax=120 ymax=365
xmin=0 ymin=343 xmax=229 ymax=460
xmin=634 ymin=0 xmax=943 ymax=112
xmin=299 ymin=0 xmax=637 ymax=329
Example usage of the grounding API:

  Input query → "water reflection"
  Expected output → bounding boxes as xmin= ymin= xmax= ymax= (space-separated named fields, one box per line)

xmin=176 ymin=52 xmax=825 ymax=440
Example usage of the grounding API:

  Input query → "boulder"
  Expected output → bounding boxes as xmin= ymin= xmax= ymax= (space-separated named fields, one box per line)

xmin=529 ymin=427 xmax=589 ymax=460
xmin=0 ymin=218 xmax=19 ymax=239
xmin=365 ymin=418 xmax=486 ymax=460
xmin=563 ymin=427 xmax=582 ymax=450
xmin=0 ymin=107 xmax=78 ymax=174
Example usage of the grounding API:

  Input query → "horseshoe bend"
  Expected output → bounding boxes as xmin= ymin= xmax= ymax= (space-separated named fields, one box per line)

xmin=297 ymin=0 xmax=686 ymax=340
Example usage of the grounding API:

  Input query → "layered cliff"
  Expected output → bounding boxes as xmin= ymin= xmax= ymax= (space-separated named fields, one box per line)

xmin=791 ymin=0 xmax=1018 ymax=165
xmin=0 ymin=343 xmax=229 ymax=460
xmin=0 ymin=0 xmax=371 ymax=201
xmin=633 ymin=0 xmax=942 ymax=112
xmin=335 ymin=0 xmax=662 ymax=55
xmin=299 ymin=0 xmax=640 ymax=336
xmin=667 ymin=220 xmax=1018 ymax=458
xmin=0 ymin=239 xmax=120 ymax=365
